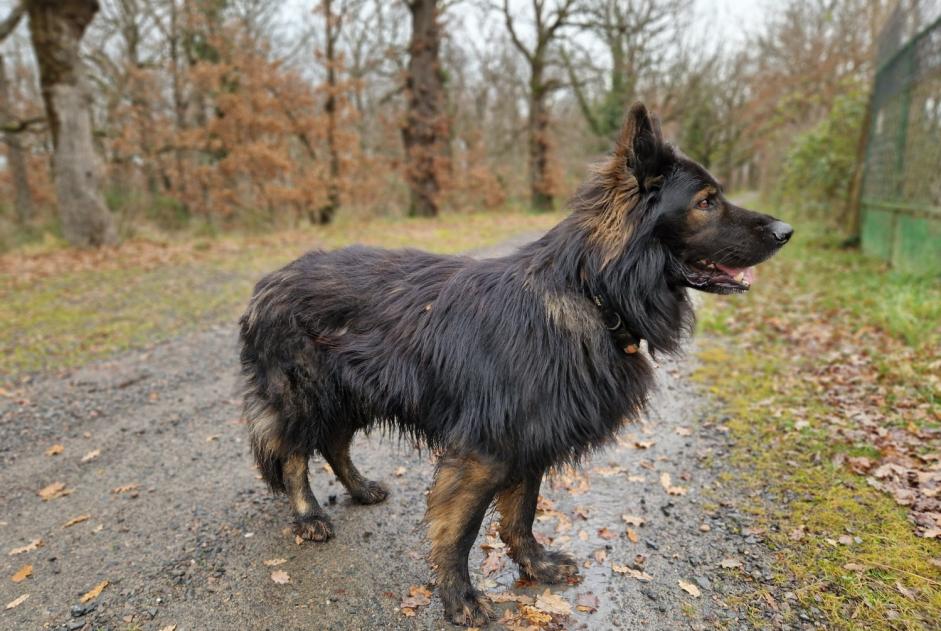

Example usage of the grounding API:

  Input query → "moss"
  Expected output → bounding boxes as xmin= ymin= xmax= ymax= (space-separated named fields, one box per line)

xmin=694 ymin=216 xmax=941 ymax=629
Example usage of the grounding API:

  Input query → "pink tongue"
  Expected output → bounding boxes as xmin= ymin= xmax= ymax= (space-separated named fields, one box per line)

xmin=715 ymin=263 xmax=756 ymax=285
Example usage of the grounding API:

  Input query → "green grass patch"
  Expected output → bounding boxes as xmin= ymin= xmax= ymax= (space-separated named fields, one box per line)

xmin=1 ymin=209 xmax=564 ymax=378
xmin=695 ymin=215 xmax=941 ymax=629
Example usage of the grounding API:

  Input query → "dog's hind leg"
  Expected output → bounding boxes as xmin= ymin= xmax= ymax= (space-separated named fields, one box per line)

xmin=496 ymin=473 xmax=578 ymax=583
xmin=320 ymin=427 xmax=389 ymax=505
xmin=283 ymin=453 xmax=334 ymax=542
xmin=427 ymin=451 xmax=507 ymax=627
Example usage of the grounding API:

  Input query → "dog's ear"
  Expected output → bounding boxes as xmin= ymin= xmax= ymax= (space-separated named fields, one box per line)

xmin=614 ymin=103 xmax=666 ymax=190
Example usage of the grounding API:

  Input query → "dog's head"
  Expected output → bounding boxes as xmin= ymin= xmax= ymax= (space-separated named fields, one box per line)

xmin=585 ymin=103 xmax=792 ymax=295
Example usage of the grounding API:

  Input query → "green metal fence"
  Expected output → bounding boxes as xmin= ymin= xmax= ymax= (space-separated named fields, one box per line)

xmin=861 ymin=1 xmax=941 ymax=274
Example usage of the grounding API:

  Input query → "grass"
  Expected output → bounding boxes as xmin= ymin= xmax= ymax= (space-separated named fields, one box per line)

xmin=0 ymin=209 xmax=564 ymax=379
xmin=695 ymin=216 xmax=941 ymax=629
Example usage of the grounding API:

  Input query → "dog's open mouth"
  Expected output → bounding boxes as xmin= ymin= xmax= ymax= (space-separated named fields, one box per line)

xmin=684 ymin=259 xmax=757 ymax=294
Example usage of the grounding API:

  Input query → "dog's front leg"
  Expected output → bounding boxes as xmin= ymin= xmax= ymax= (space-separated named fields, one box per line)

xmin=426 ymin=451 xmax=506 ymax=627
xmin=496 ymin=472 xmax=579 ymax=583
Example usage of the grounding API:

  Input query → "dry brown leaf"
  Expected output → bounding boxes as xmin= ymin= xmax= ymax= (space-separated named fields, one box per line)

xmin=659 ymin=472 xmax=687 ymax=496
xmin=634 ymin=440 xmax=656 ymax=449
xmin=678 ymin=580 xmax=701 ymax=597
xmin=394 ymin=466 xmax=407 ymax=477
xmin=5 ymin=594 xmax=29 ymax=610
xmin=270 ymin=570 xmax=290 ymax=584
xmin=45 ymin=444 xmax=64 ymax=456
xmin=487 ymin=591 xmax=535 ymax=605
xmin=626 ymin=528 xmax=639 ymax=543
xmin=11 ymin=564 xmax=32 ymax=583
xmin=621 ymin=514 xmax=645 ymax=527
xmin=400 ymin=584 xmax=432 ymax=612
xmin=675 ymin=427 xmax=693 ymax=436
xmin=597 ymin=527 xmax=618 ymax=540
xmin=8 ymin=538 xmax=43 ymax=556
xmin=481 ymin=548 xmax=505 ymax=576
xmin=593 ymin=548 xmax=607 ymax=563
xmin=111 ymin=483 xmax=139 ymax=494
xmin=611 ymin=565 xmax=652 ymax=581
xmin=575 ymin=592 xmax=599 ymax=613
xmin=80 ymin=449 xmax=101 ymax=463
xmin=38 ymin=482 xmax=72 ymax=501
xmin=534 ymin=589 xmax=571 ymax=616
xmin=205 ymin=435 xmax=219 ymax=442
xmin=263 ymin=558 xmax=287 ymax=567
xmin=520 ymin=605 xmax=552 ymax=625
xmin=63 ymin=515 xmax=91 ymax=528
xmin=80 ymin=580 xmax=109 ymax=603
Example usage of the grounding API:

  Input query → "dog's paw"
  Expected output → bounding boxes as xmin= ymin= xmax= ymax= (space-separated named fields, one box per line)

xmin=351 ymin=480 xmax=389 ymax=505
xmin=522 ymin=550 xmax=579 ymax=584
xmin=293 ymin=514 xmax=334 ymax=542
xmin=442 ymin=591 xmax=494 ymax=627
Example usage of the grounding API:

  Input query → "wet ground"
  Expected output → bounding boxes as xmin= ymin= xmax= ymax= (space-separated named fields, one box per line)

xmin=1 ymin=236 xmax=793 ymax=630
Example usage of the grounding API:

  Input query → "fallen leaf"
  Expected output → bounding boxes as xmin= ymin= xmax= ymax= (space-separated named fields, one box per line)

xmin=895 ymin=581 xmax=917 ymax=600
xmin=634 ymin=440 xmax=656 ymax=449
xmin=400 ymin=584 xmax=432 ymax=613
xmin=80 ymin=449 xmax=101 ymax=463
xmin=205 ymin=435 xmax=219 ymax=442
xmin=534 ymin=589 xmax=571 ymax=615
xmin=626 ymin=528 xmax=639 ymax=543
xmin=593 ymin=548 xmax=607 ymax=563
xmin=575 ymin=592 xmax=599 ymax=613
xmin=597 ymin=527 xmax=618 ymax=540
xmin=720 ymin=558 xmax=743 ymax=569
xmin=611 ymin=565 xmax=652 ymax=581
xmin=63 ymin=515 xmax=91 ymax=528
xmin=659 ymin=472 xmax=687 ymax=496
xmin=263 ymin=558 xmax=287 ymax=566
xmin=846 ymin=456 xmax=872 ymax=474
xmin=394 ymin=466 xmax=407 ymax=477
xmin=80 ymin=580 xmax=109 ymax=603
xmin=621 ymin=514 xmax=645 ymax=527
xmin=11 ymin=565 xmax=32 ymax=583
xmin=678 ymin=580 xmax=701 ymax=597
xmin=520 ymin=605 xmax=552 ymax=625
xmin=270 ymin=570 xmax=290 ymax=584
xmin=675 ymin=426 xmax=693 ymax=436
xmin=789 ymin=527 xmax=805 ymax=541
xmin=5 ymin=594 xmax=28 ymax=610
xmin=38 ymin=482 xmax=72 ymax=501
xmin=837 ymin=535 xmax=854 ymax=546
xmin=487 ymin=591 xmax=535 ymax=605
xmin=481 ymin=548 xmax=505 ymax=576
xmin=8 ymin=538 xmax=43 ymax=556
xmin=111 ymin=483 xmax=139 ymax=494
xmin=45 ymin=444 xmax=64 ymax=456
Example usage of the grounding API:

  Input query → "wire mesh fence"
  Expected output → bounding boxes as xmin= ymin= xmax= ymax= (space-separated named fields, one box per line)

xmin=861 ymin=0 xmax=941 ymax=273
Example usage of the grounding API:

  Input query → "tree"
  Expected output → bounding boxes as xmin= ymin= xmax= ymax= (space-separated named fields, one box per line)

xmin=402 ymin=0 xmax=448 ymax=217
xmin=26 ymin=0 xmax=117 ymax=247
xmin=564 ymin=0 xmax=689 ymax=140
xmin=502 ymin=0 xmax=578 ymax=211
xmin=0 ymin=5 xmax=33 ymax=223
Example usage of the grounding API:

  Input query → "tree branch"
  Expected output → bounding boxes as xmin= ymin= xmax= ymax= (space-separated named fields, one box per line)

xmin=0 ymin=2 xmax=24 ymax=42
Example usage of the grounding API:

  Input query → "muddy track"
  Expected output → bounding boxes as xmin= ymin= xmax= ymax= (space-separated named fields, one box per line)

xmin=1 ymin=235 xmax=796 ymax=630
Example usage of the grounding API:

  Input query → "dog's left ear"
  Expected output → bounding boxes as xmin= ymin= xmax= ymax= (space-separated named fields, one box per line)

xmin=614 ymin=103 xmax=666 ymax=191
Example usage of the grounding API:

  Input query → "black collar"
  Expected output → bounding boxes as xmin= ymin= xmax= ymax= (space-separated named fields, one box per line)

xmin=591 ymin=294 xmax=641 ymax=354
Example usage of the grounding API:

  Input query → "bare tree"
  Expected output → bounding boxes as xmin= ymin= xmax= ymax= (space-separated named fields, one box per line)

xmin=26 ymin=0 xmax=117 ymax=246
xmin=402 ymin=0 xmax=447 ymax=217
xmin=564 ymin=0 xmax=689 ymax=139
xmin=314 ymin=0 xmax=346 ymax=224
xmin=502 ymin=0 xmax=578 ymax=211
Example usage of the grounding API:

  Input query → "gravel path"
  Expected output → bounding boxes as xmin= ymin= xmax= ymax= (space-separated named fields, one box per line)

xmin=1 ymin=235 xmax=791 ymax=630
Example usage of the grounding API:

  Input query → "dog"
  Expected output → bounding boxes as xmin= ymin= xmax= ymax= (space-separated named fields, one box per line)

xmin=238 ymin=103 xmax=792 ymax=626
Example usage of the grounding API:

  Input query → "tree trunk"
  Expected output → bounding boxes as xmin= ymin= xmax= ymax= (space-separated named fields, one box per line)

xmin=27 ymin=0 xmax=116 ymax=247
xmin=315 ymin=0 xmax=341 ymax=225
xmin=0 ymin=54 xmax=33 ymax=223
xmin=402 ymin=0 xmax=446 ymax=218
xmin=528 ymin=74 xmax=553 ymax=211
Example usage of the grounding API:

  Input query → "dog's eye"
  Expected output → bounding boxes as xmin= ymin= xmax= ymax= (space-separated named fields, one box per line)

xmin=696 ymin=198 xmax=713 ymax=210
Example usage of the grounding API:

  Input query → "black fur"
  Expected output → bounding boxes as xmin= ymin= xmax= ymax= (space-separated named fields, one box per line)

xmin=238 ymin=103 xmax=791 ymax=625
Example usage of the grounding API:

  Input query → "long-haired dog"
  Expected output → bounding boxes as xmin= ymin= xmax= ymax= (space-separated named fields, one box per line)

xmin=239 ymin=104 xmax=792 ymax=626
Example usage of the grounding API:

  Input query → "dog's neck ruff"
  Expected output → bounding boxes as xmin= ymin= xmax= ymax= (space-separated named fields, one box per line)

xmin=591 ymin=294 xmax=641 ymax=355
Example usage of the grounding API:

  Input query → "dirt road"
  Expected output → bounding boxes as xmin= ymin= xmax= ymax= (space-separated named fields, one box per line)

xmin=1 ymin=237 xmax=794 ymax=630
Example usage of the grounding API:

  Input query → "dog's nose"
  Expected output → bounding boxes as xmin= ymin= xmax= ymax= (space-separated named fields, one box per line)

xmin=768 ymin=221 xmax=793 ymax=244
